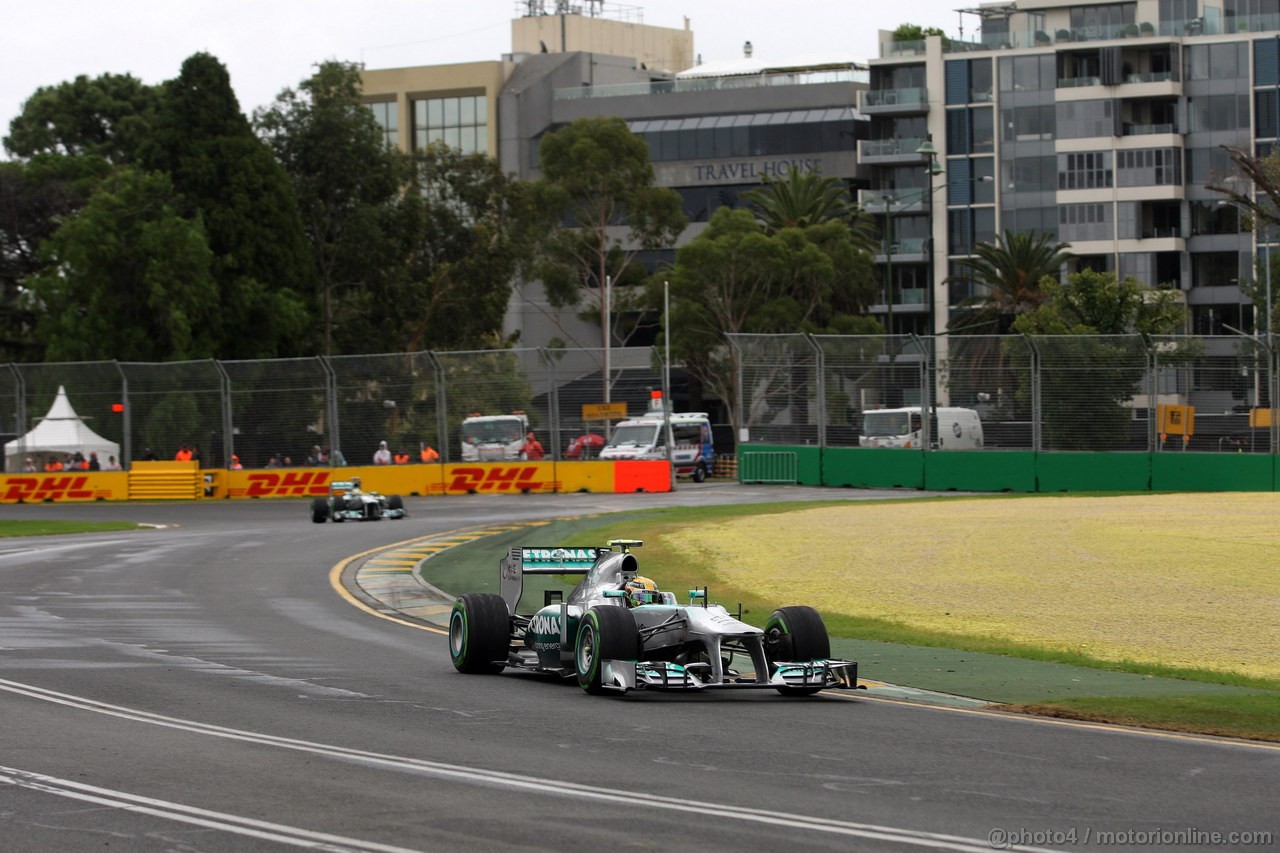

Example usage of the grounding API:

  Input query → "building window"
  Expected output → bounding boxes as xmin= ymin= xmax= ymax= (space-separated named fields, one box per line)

xmin=1187 ymin=93 xmax=1250 ymax=132
xmin=1058 ymin=151 xmax=1113 ymax=189
xmin=1056 ymin=100 xmax=1113 ymax=139
xmin=368 ymin=101 xmax=398 ymax=149
xmin=1185 ymin=42 xmax=1247 ymax=80
xmin=1059 ymin=202 xmax=1111 ymax=241
xmin=1001 ymin=105 xmax=1055 ymax=141
xmin=412 ymin=94 xmax=487 ymax=155
xmin=1116 ymin=148 xmax=1182 ymax=186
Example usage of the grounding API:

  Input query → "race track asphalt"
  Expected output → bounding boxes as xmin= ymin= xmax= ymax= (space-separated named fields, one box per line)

xmin=0 ymin=486 xmax=1276 ymax=852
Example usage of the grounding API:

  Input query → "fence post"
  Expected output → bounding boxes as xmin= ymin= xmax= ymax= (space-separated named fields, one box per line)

xmin=427 ymin=351 xmax=449 ymax=463
xmin=9 ymin=364 xmax=26 ymax=469
xmin=1144 ymin=336 xmax=1157 ymax=454
xmin=214 ymin=360 xmax=233 ymax=470
xmin=1272 ymin=346 xmax=1279 ymax=454
xmin=540 ymin=348 xmax=559 ymax=461
xmin=318 ymin=356 xmax=338 ymax=465
xmin=911 ymin=333 xmax=931 ymax=450
xmin=727 ymin=335 xmax=746 ymax=450
xmin=1023 ymin=334 xmax=1041 ymax=452
xmin=805 ymin=334 xmax=826 ymax=448
xmin=113 ymin=361 xmax=130 ymax=468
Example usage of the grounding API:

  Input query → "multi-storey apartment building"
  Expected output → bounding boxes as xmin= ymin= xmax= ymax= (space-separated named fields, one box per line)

xmin=865 ymin=0 xmax=1280 ymax=339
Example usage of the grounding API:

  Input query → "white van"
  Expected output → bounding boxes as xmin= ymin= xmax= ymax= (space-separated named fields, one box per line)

xmin=859 ymin=406 xmax=983 ymax=450
xmin=460 ymin=411 xmax=529 ymax=461
xmin=598 ymin=412 xmax=716 ymax=481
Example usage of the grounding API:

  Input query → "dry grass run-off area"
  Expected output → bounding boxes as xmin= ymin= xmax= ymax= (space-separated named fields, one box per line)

xmin=663 ymin=493 xmax=1280 ymax=682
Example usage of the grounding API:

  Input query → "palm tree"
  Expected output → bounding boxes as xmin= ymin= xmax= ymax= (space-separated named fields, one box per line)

xmin=949 ymin=229 xmax=1075 ymax=335
xmin=741 ymin=169 xmax=880 ymax=258
xmin=742 ymin=170 xmax=853 ymax=232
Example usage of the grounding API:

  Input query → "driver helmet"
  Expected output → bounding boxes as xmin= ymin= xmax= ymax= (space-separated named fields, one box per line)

xmin=624 ymin=576 xmax=659 ymax=607
xmin=349 ymin=476 xmax=362 ymax=493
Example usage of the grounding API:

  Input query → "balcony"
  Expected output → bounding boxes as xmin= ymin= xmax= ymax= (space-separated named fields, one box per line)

xmin=860 ymin=188 xmax=926 ymax=213
xmin=858 ymin=137 xmax=927 ymax=164
xmin=1122 ymin=122 xmax=1179 ymax=136
xmin=1058 ymin=75 xmax=1102 ymax=89
xmin=874 ymin=238 xmax=929 ymax=263
xmin=861 ymin=87 xmax=929 ymax=115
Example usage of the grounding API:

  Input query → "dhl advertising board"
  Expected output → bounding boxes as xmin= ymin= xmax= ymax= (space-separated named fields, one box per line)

xmin=0 ymin=473 xmax=128 ymax=503
xmin=223 ymin=462 xmax=670 ymax=498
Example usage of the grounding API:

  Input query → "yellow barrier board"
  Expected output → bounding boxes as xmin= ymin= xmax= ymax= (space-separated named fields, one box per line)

xmin=1250 ymin=408 xmax=1275 ymax=428
xmin=1 ymin=461 xmax=661 ymax=502
xmin=0 ymin=472 xmax=128 ymax=503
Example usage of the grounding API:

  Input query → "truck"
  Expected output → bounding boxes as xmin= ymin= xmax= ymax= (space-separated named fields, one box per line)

xmin=859 ymin=406 xmax=984 ymax=450
xmin=460 ymin=411 xmax=529 ymax=461
xmin=598 ymin=411 xmax=716 ymax=481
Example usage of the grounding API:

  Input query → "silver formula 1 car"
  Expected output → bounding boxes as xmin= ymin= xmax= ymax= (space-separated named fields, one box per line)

xmin=448 ymin=539 xmax=858 ymax=696
xmin=311 ymin=478 xmax=406 ymax=523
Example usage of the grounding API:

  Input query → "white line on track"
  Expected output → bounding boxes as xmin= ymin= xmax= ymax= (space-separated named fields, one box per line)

xmin=0 ymin=677 xmax=1059 ymax=852
xmin=0 ymin=765 xmax=422 ymax=852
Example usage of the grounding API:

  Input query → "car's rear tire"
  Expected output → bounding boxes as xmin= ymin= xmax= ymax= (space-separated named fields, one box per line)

xmin=449 ymin=593 xmax=510 ymax=674
xmin=311 ymin=497 xmax=329 ymax=524
xmin=692 ymin=463 xmax=707 ymax=483
xmin=575 ymin=606 xmax=640 ymax=695
xmin=764 ymin=605 xmax=831 ymax=696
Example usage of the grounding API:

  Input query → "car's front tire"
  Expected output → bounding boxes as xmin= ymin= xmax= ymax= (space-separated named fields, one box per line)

xmin=388 ymin=494 xmax=404 ymax=516
xmin=692 ymin=463 xmax=707 ymax=483
xmin=311 ymin=497 xmax=329 ymax=523
xmin=449 ymin=593 xmax=510 ymax=674
xmin=764 ymin=605 xmax=831 ymax=696
xmin=575 ymin=606 xmax=640 ymax=695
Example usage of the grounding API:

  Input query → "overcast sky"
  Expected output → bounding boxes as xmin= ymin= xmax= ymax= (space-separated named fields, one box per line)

xmin=2 ymin=1 xmax=962 ymax=151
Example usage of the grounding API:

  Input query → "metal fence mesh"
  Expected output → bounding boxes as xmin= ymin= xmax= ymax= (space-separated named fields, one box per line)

xmin=4 ymin=335 xmax=1280 ymax=471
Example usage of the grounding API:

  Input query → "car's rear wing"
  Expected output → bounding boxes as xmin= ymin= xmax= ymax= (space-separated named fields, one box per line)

xmin=500 ymin=546 xmax=602 ymax=614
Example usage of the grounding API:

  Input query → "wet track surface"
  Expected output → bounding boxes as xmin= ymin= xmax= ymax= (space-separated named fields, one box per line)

xmin=1 ymin=486 xmax=1277 ymax=852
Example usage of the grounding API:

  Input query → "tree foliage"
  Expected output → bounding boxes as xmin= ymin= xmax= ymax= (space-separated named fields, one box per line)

xmin=4 ymin=72 xmax=157 ymax=162
xmin=255 ymin=61 xmax=404 ymax=355
xmin=1008 ymin=268 xmax=1188 ymax=450
xmin=660 ymin=207 xmax=880 ymax=436
xmin=949 ymin=229 xmax=1076 ymax=334
xmin=388 ymin=143 xmax=544 ymax=352
xmin=532 ymin=116 xmax=687 ymax=351
xmin=27 ymin=167 xmax=219 ymax=361
xmin=143 ymin=53 xmax=313 ymax=358
xmin=0 ymin=156 xmax=111 ymax=361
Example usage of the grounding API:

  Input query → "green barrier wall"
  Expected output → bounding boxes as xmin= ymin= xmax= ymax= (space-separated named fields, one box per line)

xmin=742 ymin=444 xmax=1280 ymax=493
xmin=824 ymin=448 xmax=924 ymax=490
xmin=925 ymin=451 xmax=1036 ymax=492
xmin=1151 ymin=452 xmax=1273 ymax=491
xmin=737 ymin=445 xmax=824 ymax=485
xmin=1036 ymin=453 xmax=1151 ymax=492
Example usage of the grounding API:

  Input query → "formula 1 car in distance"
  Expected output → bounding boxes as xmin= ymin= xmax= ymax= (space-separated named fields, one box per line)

xmin=311 ymin=477 xmax=406 ymax=523
xmin=448 ymin=539 xmax=859 ymax=696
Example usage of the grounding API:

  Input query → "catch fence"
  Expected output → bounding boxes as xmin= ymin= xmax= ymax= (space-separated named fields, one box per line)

xmin=728 ymin=333 xmax=1280 ymax=454
xmin=6 ymin=333 xmax=1280 ymax=472
xmin=1 ymin=347 xmax=668 ymax=471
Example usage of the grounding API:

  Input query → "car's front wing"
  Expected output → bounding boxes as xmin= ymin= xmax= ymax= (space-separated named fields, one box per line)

xmin=599 ymin=659 xmax=859 ymax=693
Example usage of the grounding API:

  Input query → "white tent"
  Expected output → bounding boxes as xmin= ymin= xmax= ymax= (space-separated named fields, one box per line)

xmin=4 ymin=386 xmax=120 ymax=472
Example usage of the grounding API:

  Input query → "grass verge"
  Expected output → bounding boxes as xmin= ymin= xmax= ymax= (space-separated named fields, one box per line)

xmin=0 ymin=520 xmax=142 ymax=537
xmin=999 ymin=695 xmax=1280 ymax=742
xmin=423 ymin=498 xmax=1280 ymax=739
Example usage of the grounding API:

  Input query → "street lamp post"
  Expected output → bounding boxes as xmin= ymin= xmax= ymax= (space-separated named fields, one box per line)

xmin=881 ymin=192 xmax=896 ymax=341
